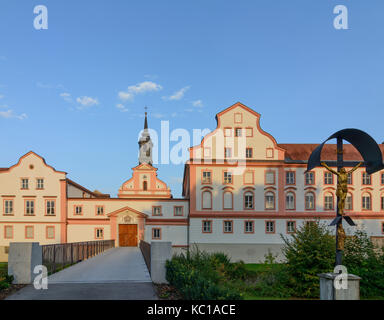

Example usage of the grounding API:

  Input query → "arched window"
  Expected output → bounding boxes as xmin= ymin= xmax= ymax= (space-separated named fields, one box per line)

xmin=223 ymin=191 xmax=233 ymax=210
xmin=305 ymin=192 xmax=315 ymax=210
xmin=143 ymin=181 xmax=148 ymax=191
xmin=345 ymin=193 xmax=353 ymax=210
xmin=202 ymin=191 xmax=212 ymax=210
xmin=362 ymin=193 xmax=371 ymax=210
xmin=244 ymin=191 xmax=254 ymax=210
xmin=285 ymin=192 xmax=295 ymax=210
xmin=324 ymin=192 xmax=334 ymax=210
xmin=265 ymin=192 xmax=275 ymax=210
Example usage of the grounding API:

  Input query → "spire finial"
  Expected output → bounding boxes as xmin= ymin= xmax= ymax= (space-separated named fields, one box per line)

xmin=144 ymin=106 xmax=148 ymax=129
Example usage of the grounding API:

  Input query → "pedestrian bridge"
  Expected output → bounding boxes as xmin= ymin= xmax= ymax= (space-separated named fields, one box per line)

xmin=7 ymin=247 xmax=157 ymax=300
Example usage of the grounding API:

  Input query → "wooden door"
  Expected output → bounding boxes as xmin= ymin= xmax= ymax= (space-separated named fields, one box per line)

xmin=119 ymin=224 xmax=138 ymax=247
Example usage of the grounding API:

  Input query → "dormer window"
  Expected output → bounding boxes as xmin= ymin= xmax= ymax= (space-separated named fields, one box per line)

xmin=246 ymin=148 xmax=253 ymax=158
xmin=21 ymin=178 xmax=29 ymax=190
xmin=36 ymin=178 xmax=44 ymax=189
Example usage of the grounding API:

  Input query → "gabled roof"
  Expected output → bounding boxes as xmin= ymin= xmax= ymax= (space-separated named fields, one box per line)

xmin=66 ymin=178 xmax=110 ymax=198
xmin=0 ymin=151 xmax=67 ymax=174
xmin=278 ymin=143 xmax=384 ymax=162
xmin=107 ymin=206 xmax=148 ymax=218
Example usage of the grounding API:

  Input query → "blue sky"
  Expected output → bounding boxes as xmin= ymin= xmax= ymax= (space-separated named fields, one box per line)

xmin=0 ymin=1 xmax=383 ymax=197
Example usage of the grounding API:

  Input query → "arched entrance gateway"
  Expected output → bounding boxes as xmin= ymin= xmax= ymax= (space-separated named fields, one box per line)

xmin=108 ymin=206 xmax=147 ymax=247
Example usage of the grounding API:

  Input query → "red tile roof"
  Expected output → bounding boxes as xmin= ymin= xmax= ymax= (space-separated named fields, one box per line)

xmin=0 ymin=168 xmax=8 ymax=171
xmin=278 ymin=144 xmax=384 ymax=161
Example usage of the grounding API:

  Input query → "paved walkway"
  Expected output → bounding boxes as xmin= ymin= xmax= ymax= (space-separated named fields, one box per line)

xmin=6 ymin=247 xmax=158 ymax=300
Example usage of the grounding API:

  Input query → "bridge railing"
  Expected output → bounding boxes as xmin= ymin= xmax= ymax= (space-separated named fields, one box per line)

xmin=42 ymin=239 xmax=115 ymax=275
xmin=139 ymin=240 xmax=151 ymax=273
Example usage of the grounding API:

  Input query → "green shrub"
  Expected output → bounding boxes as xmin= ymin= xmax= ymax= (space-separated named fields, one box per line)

xmin=166 ymin=247 xmax=243 ymax=300
xmin=344 ymin=230 xmax=384 ymax=298
xmin=281 ymin=220 xmax=334 ymax=298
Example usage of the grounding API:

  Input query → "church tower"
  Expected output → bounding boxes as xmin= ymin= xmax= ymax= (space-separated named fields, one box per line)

xmin=138 ymin=111 xmax=153 ymax=165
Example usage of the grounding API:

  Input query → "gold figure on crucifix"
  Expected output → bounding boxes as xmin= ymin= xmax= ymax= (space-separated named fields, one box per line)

xmin=320 ymin=161 xmax=363 ymax=250
xmin=320 ymin=162 xmax=362 ymax=215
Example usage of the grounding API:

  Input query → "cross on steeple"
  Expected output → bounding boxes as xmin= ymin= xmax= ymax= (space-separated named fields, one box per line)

xmin=138 ymin=107 xmax=153 ymax=165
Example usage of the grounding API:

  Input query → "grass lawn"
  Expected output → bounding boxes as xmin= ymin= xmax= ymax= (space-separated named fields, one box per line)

xmin=0 ymin=263 xmax=7 ymax=279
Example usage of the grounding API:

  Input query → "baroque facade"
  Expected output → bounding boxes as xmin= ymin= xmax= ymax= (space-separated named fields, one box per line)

xmin=1 ymin=102 xmax=384 ymax=262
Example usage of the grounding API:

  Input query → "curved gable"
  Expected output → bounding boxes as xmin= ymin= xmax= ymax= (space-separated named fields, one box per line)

xmin=189 ymin=102 xmax=285 ymax=162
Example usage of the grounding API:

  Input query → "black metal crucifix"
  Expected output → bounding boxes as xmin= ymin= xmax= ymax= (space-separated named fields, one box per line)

xmin=306 ymin=129 xmax=384 ymax=266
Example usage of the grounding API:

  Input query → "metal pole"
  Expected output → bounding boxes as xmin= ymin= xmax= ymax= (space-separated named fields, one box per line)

xmin=336 ymin=137 xmax=343 ymax=266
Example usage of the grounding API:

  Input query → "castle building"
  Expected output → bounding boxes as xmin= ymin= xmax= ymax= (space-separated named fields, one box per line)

xmin=1 ymin=102 xmax=384 ymax=262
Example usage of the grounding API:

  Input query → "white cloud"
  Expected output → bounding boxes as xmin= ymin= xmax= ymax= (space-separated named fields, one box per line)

xmin=118 ymin=81 xmax=162 ymax=102
xmin=152 ymin=113 xmax=165 ymax=119
xmin=0 ymin=94 xmax=4 ymax=99
xmin=192 ymin=100 xmax=203 ymax=107
xmin=60 ymin=92 xmax=73 ymax=103
xmin=116 ymin=103 xmax=129 ymax=112
xmin=37 ymin=82 xmax=65 ymax=90
xmin=0 ymin=108 xmax=27 ymax=120
xmin=163 ymin=86 xmax=190 ymax=101
xmin=76 ymin=96 xmax=99 ymax=107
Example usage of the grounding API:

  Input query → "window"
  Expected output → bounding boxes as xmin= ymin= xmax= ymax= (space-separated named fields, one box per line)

xmin=287 ymin=221 xmax=296 ymax=234
xmin=265 ymin=171 xmax=275 ymax=185
xmin=305 ymin=192 xmax=315 ymax=210
xmin=345 ymin=194 xmax=353 ymax=210
xmin=4 ymin=200 xmax=13 ymax=215
xmin=46 ymin=226 xmax=55 ymax=239
xmin=324 ymin=193 xmax=334 ymax=210
xmin=95 ymin=228 xmax=104 ymax=239
xmin=143 ymin=181 xmax=148 ymax=190
xmin=362 ymin=172 xmax=371 ymax=185
xmin=46 ymin=200 xmax=55 ymax=215
xmin=245 ymin=221 xmax=254 ymax=233
xmin=152 ymin=206 xmax=162 ymax=216
xmin=266 ymin=221 xmax=275 ymax=233
xmin=21 ymin=178 xmax=29 ymax=189
xmin=174 ymin=206 xmax=183 ymax=216
xmin=224 ymin=148 xmax=232 ymax=158
xmin=265 ymin=192 xmax=275 ymax=210
xmin=324 ymin=172 xmax=333 ymax=184
xmin=246 ymin=148 xmax=253 ymax=158
xmin=96 ymin=206 xmax=104 ymax=215
xmin=347 ymin=172 xmax=352 ymax=185
xmin=381 ymin=196 xmax=384 ymax=211
xmin=224 ymin=128 xmax=232 ymax=137
xmin=362 ymin=194 xmax=371 ymax=210
xmin=285 ymin=171 xmax=295 ymax=185
xmin=223 ymin=171 xmax=233 ymax=184
xmin=234 ymin=113 xmax=242 ymax=123
xmin=36 ymin=178 xmax=44 ymax=189
xmin=381 ymin=173 xmax=384 ymax=185
xmin=202 ymin=221 xmax=212 ymax=233
xmin=152 ymin=228 xmax=161 ymax=239
xmin=202 ymin=191 xmax=212 ymax=209
xmin=244 ymin=192 xmax=254 ymax=209
xmin=286 ymin=192 xmax=295 ymax=210
xmin=25 ymin=226 xmax=34 ymax=239
xmin=204 ymin=148 xmax=211 ymax=158
xmin=223 ymin=191 xmax=233 ymax=210
xmin=74 ymin=206 xmax=82 ymax=215
xmin=25 ymin=200 xmax=35 ymax=215
xmin=4 ymin=226 xmax=13 ymax=239
xmin=202 ymin=171 xmax=212 ymax=184
xmin=223 ymin=221 xmax=233 ymax=233
xmin=235 ymin=128 xmax=242 ymax=137
xmin=305 ymin=172 xmax=315 ymax=185
xmin=246 ymin=128 xmax=253 ymax=137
